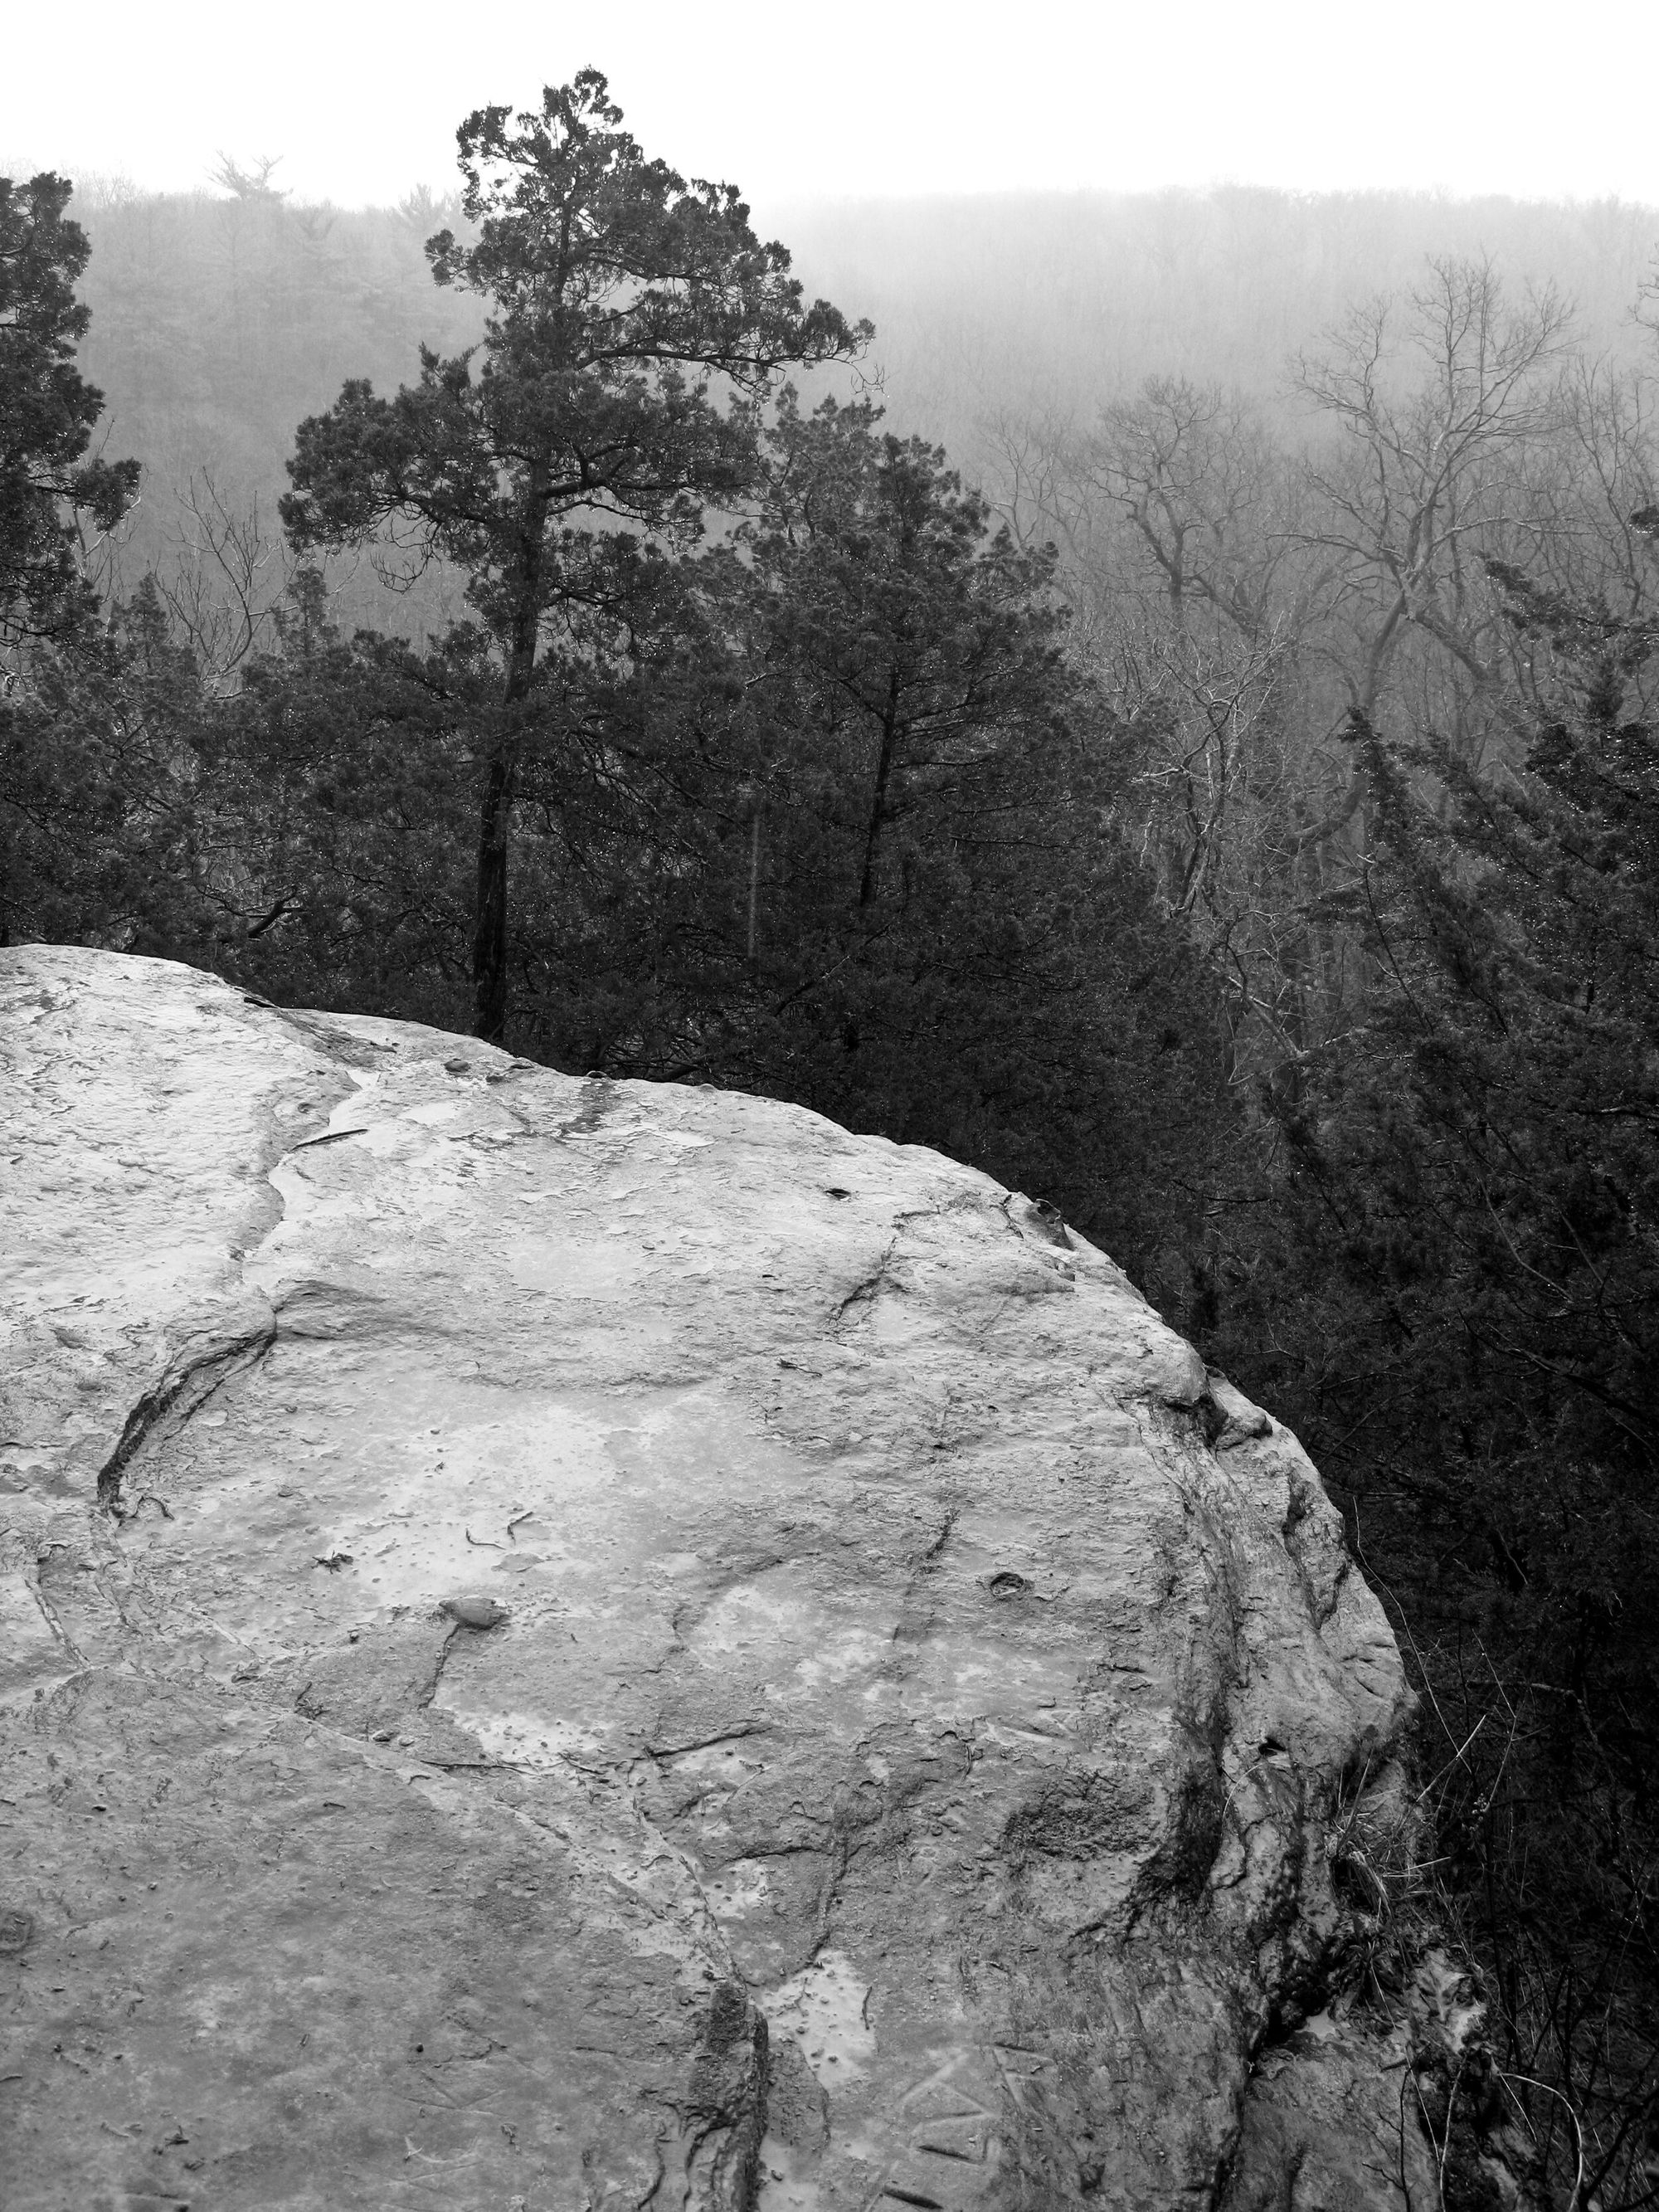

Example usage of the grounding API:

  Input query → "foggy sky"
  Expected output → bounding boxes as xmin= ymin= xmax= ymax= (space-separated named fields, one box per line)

xmin=7 ymin=0 xmax=1656 ymax=212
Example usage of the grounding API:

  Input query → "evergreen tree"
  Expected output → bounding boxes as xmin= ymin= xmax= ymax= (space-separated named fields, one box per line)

xmin=0 ymin=580 xmax=211 ymax=949
xmin=200 ymin=579 xmax=484 ymax=1022
xmin=0 ymin=173 xmax=139 ymax=646
xmin=279 ymin=71 xmax=868 ymax=1040
xmin=480 ymin=397 xmax=1243 ymax=1287
xmin=1221 ymin=573 xmax=1659 ymax=2195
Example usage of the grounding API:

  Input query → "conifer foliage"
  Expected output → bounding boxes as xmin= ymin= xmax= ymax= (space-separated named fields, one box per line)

xmin=280 ymin=71 xmax=870 ymax=1040
xmin=1232 ymin=585 xmax=1659 ymax=2185
xmin=0 ymin=173 xmax=138 ymax=643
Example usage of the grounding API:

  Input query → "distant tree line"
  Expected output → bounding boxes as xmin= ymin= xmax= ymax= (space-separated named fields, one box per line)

xmin=4 ymin=84 xmax=1659 ymax=2207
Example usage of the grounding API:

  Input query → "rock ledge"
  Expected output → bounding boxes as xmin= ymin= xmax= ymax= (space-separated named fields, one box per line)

xmin=2 ymin=948 xmax=1426 ymax=2209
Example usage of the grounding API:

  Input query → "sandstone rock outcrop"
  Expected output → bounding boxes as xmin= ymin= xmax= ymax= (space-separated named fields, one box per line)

xmin=2 ymin=947 xmax=1437 ymax=2208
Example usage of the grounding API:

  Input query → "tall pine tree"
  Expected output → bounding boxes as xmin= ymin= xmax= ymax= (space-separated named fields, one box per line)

xmin=280 ymin=71 xmax=868 ymax=1040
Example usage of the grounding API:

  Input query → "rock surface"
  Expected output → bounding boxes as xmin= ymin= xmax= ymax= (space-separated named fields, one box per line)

xmin=2 ymin=947 xmax=1422 ymax=2210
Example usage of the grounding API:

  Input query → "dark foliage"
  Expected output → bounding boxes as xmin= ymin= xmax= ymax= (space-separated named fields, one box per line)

xmin=1207 ymin=592 xmax=1659 ymax=2200
xmin=493 ymin=398 xmax=1241 ymax=1274
xmin=0 ymin=174 xmax=139 ymax=644
xmin=1 ymin=579 xmax=207 ymax=948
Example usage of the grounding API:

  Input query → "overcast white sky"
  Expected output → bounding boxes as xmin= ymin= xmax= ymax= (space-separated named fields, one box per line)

xmin=5 ymin=0 xmax=1655 ymax=213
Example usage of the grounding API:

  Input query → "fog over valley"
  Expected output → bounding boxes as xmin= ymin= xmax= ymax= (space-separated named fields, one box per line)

xmin=66 ymin=174 xmax=1659 ymax=638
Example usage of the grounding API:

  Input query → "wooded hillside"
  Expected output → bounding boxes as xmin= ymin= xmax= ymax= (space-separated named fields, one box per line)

xmin=69 ymin=173 xmax=1658 ymax=634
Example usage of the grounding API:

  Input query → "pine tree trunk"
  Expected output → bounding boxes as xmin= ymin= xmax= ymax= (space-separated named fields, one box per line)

xmin=471 ymin=743 xmax=513 ymax=1043
xmin=471 ymin=488 xmax=547 ymax=1045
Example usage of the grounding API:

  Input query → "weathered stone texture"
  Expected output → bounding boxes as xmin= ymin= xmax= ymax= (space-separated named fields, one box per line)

xmin=2 ymin=948 xmax=1422 ymax=2208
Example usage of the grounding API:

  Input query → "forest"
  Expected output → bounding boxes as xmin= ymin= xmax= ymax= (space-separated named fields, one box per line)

xmin=4 ymin=75 xmax=1658 ymax=2204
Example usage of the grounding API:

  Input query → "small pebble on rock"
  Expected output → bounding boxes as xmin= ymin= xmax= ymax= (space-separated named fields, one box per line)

xmin=442 ymin=1595 xmax=509 ymax=1630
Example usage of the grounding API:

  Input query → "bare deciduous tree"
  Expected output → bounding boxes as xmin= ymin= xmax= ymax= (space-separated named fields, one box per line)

xmin=152 ymin=472 xmax=288 ymax=682
xmin=1293 ymin=256 xmax=1574 ymax=721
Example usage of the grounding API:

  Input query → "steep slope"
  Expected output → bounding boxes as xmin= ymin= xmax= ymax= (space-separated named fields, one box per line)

xmin=2 ymin=946 xmax=1459 ymax=2207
